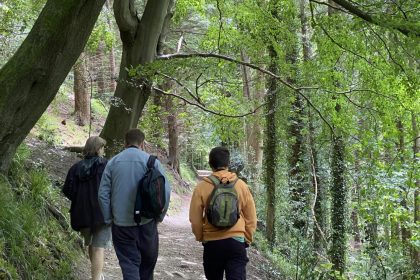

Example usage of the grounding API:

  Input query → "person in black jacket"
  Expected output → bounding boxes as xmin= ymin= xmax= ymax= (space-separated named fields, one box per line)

xmin=63 ymin=136 xmax=110 ymax=280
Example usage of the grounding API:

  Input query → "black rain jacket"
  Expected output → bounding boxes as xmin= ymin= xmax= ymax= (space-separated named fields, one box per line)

xmin=62 ymin=156 xmax=107 ymax=231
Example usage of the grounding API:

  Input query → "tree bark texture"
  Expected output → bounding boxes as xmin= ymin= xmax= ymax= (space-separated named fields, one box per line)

xmin=100 ymin=0 xmax=170 ymax=155
xmin=286 ymin=15 xmax=306 ymax=230
xmin=108 ymin=47 xmax=117 ymax=91
xmin=309 ymin=109 xmax=327 ymax=253
xmin=264 ymin=45 xmax=278 ymax=249
xmin=73 ymin=54 xmax=90 ymax=126
xmin=300 ymin=1 xmax=326 ymax=251
xmin=240 ymin=50 xmax=262 ymax=167
xmin=396 ymin=119 xmax=412 ymax=245
xmin=329 ymin=134 xmax=346 ymax=274
xmin=412 ymin=113 xmax=420 ymax=265
xmin=351 ymin=152 xmax=361 ymax=249
xmin=96 ymin=42 xmax=106 ymax=95
xmin=0 ymin=0 xmax=106 ymax=173
xmin=105 ymin=0 xmax=117 ymax=92
xmin=288 ymin=91 xmax=307 ymax=230
xmin=165 ymin=95 xmax=180 ymax=174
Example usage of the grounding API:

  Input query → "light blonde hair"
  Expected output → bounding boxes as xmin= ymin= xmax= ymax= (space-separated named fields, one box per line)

xmin=83 ymin=136 xmax=106 ymax=157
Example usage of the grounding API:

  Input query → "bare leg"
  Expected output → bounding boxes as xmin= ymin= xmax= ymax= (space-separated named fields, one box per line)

xmin=90 ymin=246 xmax=105 ymax=280
xmin=87 ymin=245 xmax=93 ymax=262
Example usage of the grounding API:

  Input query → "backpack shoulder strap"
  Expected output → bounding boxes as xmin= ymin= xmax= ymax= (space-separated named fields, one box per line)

xmin=207 ymin=175 xmax=221 ymax=187
xmin=147 ymin=155 xmax=157 ymax=169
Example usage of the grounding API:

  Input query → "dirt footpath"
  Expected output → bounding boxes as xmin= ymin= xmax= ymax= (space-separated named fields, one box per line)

xmin=103 ymin=195 xmax=280 ymax=280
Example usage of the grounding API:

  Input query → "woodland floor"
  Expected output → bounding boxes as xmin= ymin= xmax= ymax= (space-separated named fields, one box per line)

xmin=25 ymin=137 xmax=282 ymax=280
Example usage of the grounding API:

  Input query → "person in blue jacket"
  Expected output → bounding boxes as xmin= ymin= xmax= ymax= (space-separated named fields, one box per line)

xmin=63 ymin=136 xmax=110 ymax=280
xmin=98 ymin=128 xmax=171 ymax=280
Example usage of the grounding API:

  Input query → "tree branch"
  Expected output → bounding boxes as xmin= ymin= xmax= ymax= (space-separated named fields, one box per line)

xmin=113 ymin=0 xmax=138 ymax=33
xmin=301 ymin=91 xmax=335 ymax=134
xmin=152 ymin=86 xmax=267 ymax=118
xmin=156 ymin=72 xmax=203 ymax=105
xmin=156 ymin=52 xmax=337 ymax=133
xmin=330 ymin=0 xmax=419 ymax=36
xmin=157 ymin=52 xmax=318 ymax=91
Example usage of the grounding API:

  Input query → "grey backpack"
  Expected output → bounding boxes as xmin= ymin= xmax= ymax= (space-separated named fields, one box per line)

xmin=205 ymin=175 xmax=240 ymax=229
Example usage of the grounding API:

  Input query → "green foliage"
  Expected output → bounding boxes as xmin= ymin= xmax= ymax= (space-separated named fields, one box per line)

xmin=0 ymin=0 xmax=45 ymax=64
xmin=91 ymin=98 xmax=109 ymax=118
xmin=86 ymin=4 xmax=117 ymax=53
xmin=0 ymin=145 xmax=83 ymax=279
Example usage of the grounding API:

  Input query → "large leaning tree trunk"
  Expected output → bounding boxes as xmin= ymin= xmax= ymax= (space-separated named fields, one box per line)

xmin=100 ymin=0 xmax=170 ymax=155
xmin=0 ymin=0 xmax=106 ymax=173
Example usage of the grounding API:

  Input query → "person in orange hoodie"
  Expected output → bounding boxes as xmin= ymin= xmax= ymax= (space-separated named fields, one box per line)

xmin=189 ymin=146 xmax=257 ymax=280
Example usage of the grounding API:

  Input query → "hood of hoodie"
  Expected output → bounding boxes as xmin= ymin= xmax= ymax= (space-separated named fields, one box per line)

xmin=204 ymin=169 xmax=238 ymax=184
xmin=77 ymin=157 xmax=99 ymax=180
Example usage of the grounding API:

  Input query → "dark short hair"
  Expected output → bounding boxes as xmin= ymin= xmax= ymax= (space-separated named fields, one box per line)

xmin=209 ymin=147 xmax=230 ymax=170
xmin=125 ymin=129 xmax=145 ymax=146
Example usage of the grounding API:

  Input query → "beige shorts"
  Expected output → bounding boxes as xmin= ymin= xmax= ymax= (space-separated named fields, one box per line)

xmin=80 ymin=225 xmax=111 ymax=248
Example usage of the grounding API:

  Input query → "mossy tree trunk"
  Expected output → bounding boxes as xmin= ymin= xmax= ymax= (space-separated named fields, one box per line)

xmin=327 ymin=1 xmax=347 ymax=274
xmin=329 ymin=131 xmax=346 ymax=274
xmin=100 ymin=0 xmax=170 ymax=155
xmin=412 ymin=113 xmax=420 ymax=265
xmin=288 ymin=83 xmax=306 ymax=231
xmin=264 ymin=44 xmax=278 ymax=249
xmin=0 ymin=0 xmax=106 ymax=173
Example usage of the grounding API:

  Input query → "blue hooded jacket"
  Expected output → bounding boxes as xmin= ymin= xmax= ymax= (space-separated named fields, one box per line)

xmin=98 ymin=147 xmax=171 ymax=226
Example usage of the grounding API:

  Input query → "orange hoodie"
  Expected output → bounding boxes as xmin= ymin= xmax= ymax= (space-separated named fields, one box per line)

xmin=189 ymin=170 xmax=257 ymax=243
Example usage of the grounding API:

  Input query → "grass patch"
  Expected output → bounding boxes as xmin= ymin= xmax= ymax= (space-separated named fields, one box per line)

xmin=34 ymin=114 xmax=61 ymax=145
xmin=0 ymin=145 xmax=85 ymax=279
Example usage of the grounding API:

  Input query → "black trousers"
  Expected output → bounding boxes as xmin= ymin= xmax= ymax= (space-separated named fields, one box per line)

xmin=203 ymin=238 xmax=249 ymax=280
xmin=112 ymin=220 xmax=158 ymax=280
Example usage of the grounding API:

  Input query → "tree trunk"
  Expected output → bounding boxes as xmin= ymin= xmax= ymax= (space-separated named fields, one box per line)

xmin=288 ymin=8 xmax=306 ymax=230
xmin=288 ymin=91 xmax=306 ymax=230
xmin=249 ymin=71 xmax=264 ymax=167
xmin=105 ymin=0 xmax=117 ymax=92
xmin=150 ymin=92 xmax=165 ymax=146
xmin=240 ymin=50 xmax=262 ymax=167
xmin=73 ymin=54 xmax=90 ymax=126
xmin=300 ymin=0 xmax=312 ymax=61
xmin=0 ymin=0 xmax=106 ymax=173
xmin=100 ymin=0 xmax=170 ymax=155
xmin=396 ymin=119 xmax=412 ymax=246
xmin=351 ymin=152 xmax=361 ymax=249
xmin=309 ymin=108 xmax=326 ymax=253
xmin=327 ymin=2 xmax=347 ymax=274
xmin=109 ymin=47 xmax=117 ymax=92
xmin=165 ymin=95 xmax=180 ymax=174
xmin=412 ymin=113 xmax=420 ymax=265
xmin=96 ymin=42 xmax=106 ymax=95
xmin=330 ymin=133 xmax=346 ymax=274
xmin=264 ymin=44 xmax=278 ymax=249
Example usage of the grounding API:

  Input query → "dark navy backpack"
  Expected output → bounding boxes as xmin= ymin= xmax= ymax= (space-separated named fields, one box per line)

xmin=134 ymin=156 xmax=166 ymax=223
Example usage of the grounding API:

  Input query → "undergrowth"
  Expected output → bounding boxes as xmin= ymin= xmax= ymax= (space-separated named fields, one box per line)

xmin=0 ymin=145 xmax=84 ymax=279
